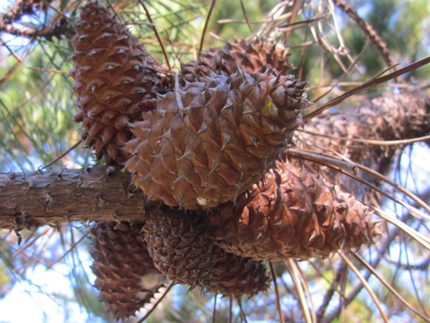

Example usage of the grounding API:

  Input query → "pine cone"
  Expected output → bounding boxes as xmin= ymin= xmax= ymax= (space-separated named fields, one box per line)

xmin=181 ymin=40 xmax=291 ymax=82
xmin=90 ymin=221 xmax=167 ymax=320
xmin=298 ymin=94 xmax=430 ymax=197
xmin=209 ymin=160 xmax=381 ymax=261
xmin=143 ymin=206 xmax=269 ymax=296
xmin=71 ymin=1 xmax=172 ymax=164
xmin=301 ymin=94 xmax=430 ymax=176
xmin=124 ymin=70 xmax=308 ymax=209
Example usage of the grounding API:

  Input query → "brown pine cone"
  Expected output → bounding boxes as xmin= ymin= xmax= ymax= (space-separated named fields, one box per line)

xmin=209 ymin=160 xmax=382 ymax=261
xmin=181 ymin=39 xmax=291 ymax=82
xmin=89 ymin=221 xmax=167 ymax=320
xmin=71 ymin=1 xmax=172 ymax=164
xmin=143 ymin=206 xmax=269 ymax=296
xmin=124 ymin=70 xmax=308 ymax=209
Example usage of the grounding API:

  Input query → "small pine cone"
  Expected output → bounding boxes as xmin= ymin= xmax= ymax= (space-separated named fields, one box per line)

xmin=70 ymin=1 xmax=172 ymax=164
xmin=181 ymin=40 xmax=291 ymax=82
xmin=143 ymin=206 xmax=269 ymax=296
xmin=90 ymin=221 xmax=167 ymax=320
xmin=209 ymin=160 xmax=382 ymax=261
xmin=300 ymin=94 xmax=430 ymax=175
xmin=124 ymin=70 xmax=308 ymax=209
xmin=299 ymin=94 xmax=430 ymax=197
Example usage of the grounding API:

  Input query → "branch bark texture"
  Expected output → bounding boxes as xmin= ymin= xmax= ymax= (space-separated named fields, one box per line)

xmin=0 ymin=167 xmax=147 ymax=230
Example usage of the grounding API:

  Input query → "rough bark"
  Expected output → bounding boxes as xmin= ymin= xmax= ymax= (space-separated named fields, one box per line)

xmin=0 ymin=167 xmax=147 ymax=230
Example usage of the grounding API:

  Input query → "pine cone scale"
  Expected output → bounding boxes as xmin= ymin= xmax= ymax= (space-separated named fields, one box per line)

xmin=143 ymin=206 xmax=269 ymax=296
xmin=210 ymin=160 xmax=381 ymax=261
xmin=89 ymin=221 xmax=166 ymax=320
xmin=71 ymin=1 xmax=172 ymax=164
xmin=125 ymin=72 xmax=308 ymax=209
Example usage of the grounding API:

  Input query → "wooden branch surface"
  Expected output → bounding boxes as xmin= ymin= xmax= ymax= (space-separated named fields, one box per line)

xmin=0 ymin=167 xmax=147 ymax=230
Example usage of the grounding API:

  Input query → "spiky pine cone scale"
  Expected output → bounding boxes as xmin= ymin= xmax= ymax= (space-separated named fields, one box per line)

xmin=182 ymin=40 xmax=291 ymax=82
xmin=71 ymin=1 xmax=171 ymax=164
xmin=125 ymin=71 xmax=308 ymax=209
xmin=209 ymin=160 xmax=381 ymax=261
xmin=299 ymin=94 xmax=430 ymax=195
xmin=143 ymin=206 xmax=269 ymax=296
xmin=90 ymin=221 xmax=166 ymax=320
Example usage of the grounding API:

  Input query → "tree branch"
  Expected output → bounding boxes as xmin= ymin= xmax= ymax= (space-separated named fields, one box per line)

xmin=0 ymin=167 xmax=148 ymax=230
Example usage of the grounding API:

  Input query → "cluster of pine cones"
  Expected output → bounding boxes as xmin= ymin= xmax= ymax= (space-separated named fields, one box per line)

xmin=71 ymin=1 xmax=381 ymax=319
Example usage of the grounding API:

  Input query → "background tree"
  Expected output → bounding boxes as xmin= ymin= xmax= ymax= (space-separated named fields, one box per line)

xmin=0 ymin=0 xmax=429 ymax=322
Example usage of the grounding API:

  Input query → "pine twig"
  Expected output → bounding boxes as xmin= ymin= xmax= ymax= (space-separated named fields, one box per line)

xmin=332 ymin=0 xmax=394 ymax=68
xmin=138 ymin=0 xmax=172 ymax=70
xmin=137 ymin=282 xmax=176 ymax=323
xmin=199 ymin=0 xmax=217 ymax=56
xmin=304 ymin=55 xmax=430 ymax=121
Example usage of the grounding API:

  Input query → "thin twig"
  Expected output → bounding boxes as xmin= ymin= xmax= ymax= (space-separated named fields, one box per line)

xmin=26 ymin=66 xmax=69 ymax=74
xmin=283 ymin=0 xmax=301 ymax=43
xmin=39 ymin=0 xmax=75 ymax=23
xmin=270 ymin=262 xmax=285 ymax=323
xmin=299 ymin=130 xmax=430 ymax=147
xmin=199 ymin=0 xmax=216 ymax=56
xmin=138 ymin=0 xmax=171 ymax=70
xmin=371 ymin=207 xmax=430 ymax=251
xmin=304 ymin=55 xmax=430 ymax=121
xmin=322 ymin=194 xmax=430 ymax=323
xmin=324 ymin=164 xmax=430 ymax=222
xmin=0 ymin=41 xmax=34 ymax=89
xmin=237 ymin=297 xmax=248 ymax=323
xmin=338 ymin=251 xmax=389 ymax=323
xmin=353 ymin=252 xmax=430 ymax=323
xmin=239 ymin=0 xmax=253 ymax=32
xmin=137 ymin=281 xmax=176 ymax=323
xmin=130 ymin=21 xmax=182 ymax=64
xmin=385 ymin=255 xmax=430 ymax=271
xmin=285 ymin=148 xmax=357 ymax=172
xmin=300 ymin=136 xmax=430 ymax=216
xmin=1 ymin=39 xmax=23 ymax=62
xmin=352 ymin=163 xmax=430 ymax=215
xmin=212 ymin=293 xmax=217 ymax=323
xmin=217 ymin=18 xmax=269 ymax=25
xmin=316 ymin=260 xmax=346 ymax=321
xmin=294 ymin=262 xmax=317 ymax=323
xmin=46 ymin=232 xmax=89 ymax=269
xmin=106 ymin=0 xmax=122 ymax=22
xmin=333 ymin=0 xmax=394 ymax=69
xmin=312 ymin=37 xmax=369 ymax=103
xmin=288 ymin=260 xmax=312 ymax=323
xmin=12 ymin=227 xmax=52 ymax=258
xmin=41 ymin=140 xmax=82 ymax=170
xmin=228 ymin=295 xmax=233 ymax=323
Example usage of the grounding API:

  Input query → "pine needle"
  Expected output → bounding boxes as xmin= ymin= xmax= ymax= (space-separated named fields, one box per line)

xmin=353 ymin=252 xmax=430 ymax=323
xmin=338 ymin=251 xmax=389 ymax=323
xmin=287 ymin=259 xmax=313 ymax=323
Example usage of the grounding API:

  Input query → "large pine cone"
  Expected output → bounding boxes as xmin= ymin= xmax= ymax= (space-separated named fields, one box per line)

xmin=143 ymin=206 xmax=269 ymax=296
xmin=90 ymin=221 xmax=167 ymax=320
xmin=209 ymin=160 xmax=381 ymax=261
xmin=71 ymin=1 xmax=172 ymax=164
xmin=124 ymin=70 xmax=308 ymax=209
